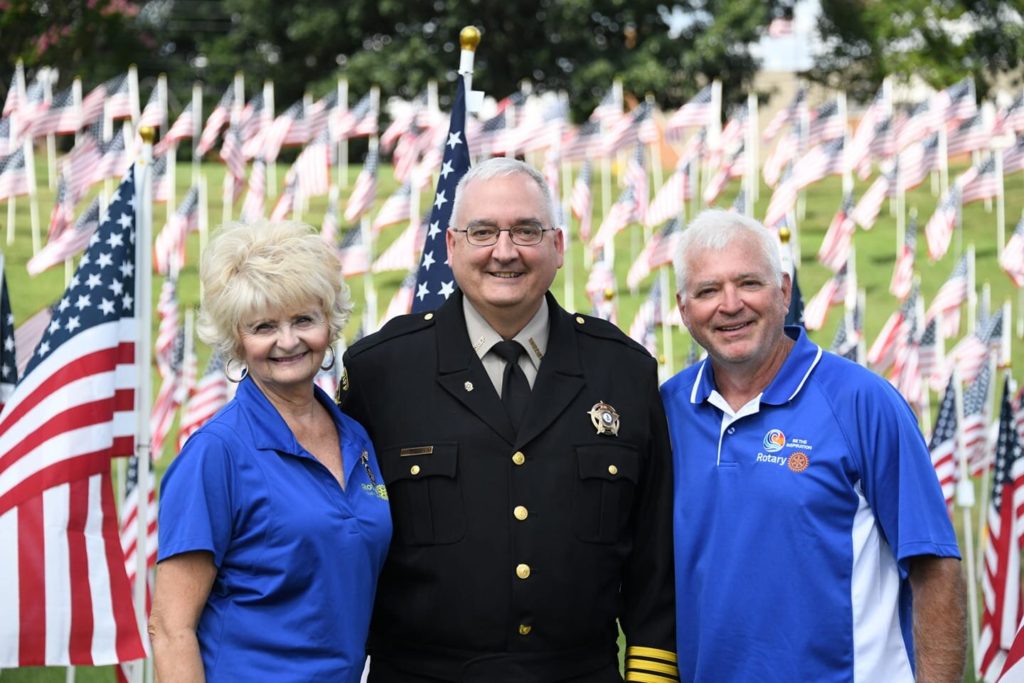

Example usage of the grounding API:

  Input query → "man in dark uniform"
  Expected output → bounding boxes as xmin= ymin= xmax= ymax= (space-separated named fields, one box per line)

xmin=339 ymin=157 xmax=677 ymax=683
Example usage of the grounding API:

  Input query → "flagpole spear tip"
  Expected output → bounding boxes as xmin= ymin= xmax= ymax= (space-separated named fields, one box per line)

xmin=778 ymin=226 xmax=791 ymax=243
xmin=460 ymin=26 xmax=481 ymax=51
xmin=139 ymin=127 xmax=156 ymax=144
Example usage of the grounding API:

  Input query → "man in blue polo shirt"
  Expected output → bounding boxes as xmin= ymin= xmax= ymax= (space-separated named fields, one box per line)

xmin=661 ymin=209 xmax=966 ymax=682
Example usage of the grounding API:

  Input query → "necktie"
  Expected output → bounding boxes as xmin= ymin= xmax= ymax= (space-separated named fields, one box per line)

xmin=491 ymin=340 xmax=531 ymax=430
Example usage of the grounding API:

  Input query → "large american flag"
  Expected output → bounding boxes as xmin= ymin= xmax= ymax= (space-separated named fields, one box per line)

xmin=0 ymin=167 xmax=145 ymax=667
xmin=27 ymin=198 xmax=101 ymax=276
xmin=411 ymin=74 xmax=469 ymax=313
xmin=0 ymin=257 xmax=16 ymax=412
xmin=978 ymin=375 xmax=1024 ymax=682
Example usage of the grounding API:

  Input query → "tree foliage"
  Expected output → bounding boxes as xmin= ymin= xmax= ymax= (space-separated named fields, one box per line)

xmin=810 ymin=0 xmax=1024 ymax=102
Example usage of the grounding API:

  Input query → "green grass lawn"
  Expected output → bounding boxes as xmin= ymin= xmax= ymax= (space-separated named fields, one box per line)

xmin=1 ymin=149 xmax=1020 ymax=682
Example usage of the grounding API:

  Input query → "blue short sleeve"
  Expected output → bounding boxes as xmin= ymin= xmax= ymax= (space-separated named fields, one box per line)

xmin=158 ymin=427 xmax=237 ymax=568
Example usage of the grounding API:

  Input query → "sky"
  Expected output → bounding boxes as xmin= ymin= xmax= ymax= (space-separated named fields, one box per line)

xmin=749 ymin=0 xmax=823 ymax=72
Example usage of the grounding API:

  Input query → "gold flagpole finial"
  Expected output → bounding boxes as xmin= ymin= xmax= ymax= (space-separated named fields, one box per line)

xmin=139 ymin=127 xmax=156 ymax=145
xmin=778 ymin=226 xmax=791 ymax=244
xmin=460 ymin=26 xmax=481 ymax=52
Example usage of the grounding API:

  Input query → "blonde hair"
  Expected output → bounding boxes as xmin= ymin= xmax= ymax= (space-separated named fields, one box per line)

xmin=196 ymin=220 xmax=353 ymax=359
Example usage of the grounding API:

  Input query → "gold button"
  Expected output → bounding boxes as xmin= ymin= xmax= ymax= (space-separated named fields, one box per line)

xmin=515 ymin=563 xmax=531 ymax=579
xmin=608 ymin=464 xmax=618 ymax=476
xmin=575 ymin=316 xmax=585 ymax=324
xmin=518 ymin=624 xmax=532 ymax=635
xmin=424 ymin=313 xmax=434 ymax=320
xmin=512 ymin=451 xmax=526 ymax=466
xmin=513 ymin=505 xmax=528 ymax=521
xmin=410 ymin=465 xmax=421 ymax=475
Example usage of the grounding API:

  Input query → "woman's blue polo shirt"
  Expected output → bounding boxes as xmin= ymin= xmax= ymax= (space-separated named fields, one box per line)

xmin=158 ymin=376 xmax=392 ymax=682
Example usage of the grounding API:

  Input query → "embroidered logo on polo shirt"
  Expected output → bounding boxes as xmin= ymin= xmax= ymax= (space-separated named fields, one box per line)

xmin=787 ymin=452 xmax=809 ymax=472
xmin=762 ymin=429 xmax=786 ymax=452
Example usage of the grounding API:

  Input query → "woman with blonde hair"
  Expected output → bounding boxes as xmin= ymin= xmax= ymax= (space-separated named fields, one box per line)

xmin=150 ymin=220 xmax=391 ymax=682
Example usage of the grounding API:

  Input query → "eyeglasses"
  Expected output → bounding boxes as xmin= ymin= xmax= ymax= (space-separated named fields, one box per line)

xmin=453 ymin=224 xmax=558 ymax=247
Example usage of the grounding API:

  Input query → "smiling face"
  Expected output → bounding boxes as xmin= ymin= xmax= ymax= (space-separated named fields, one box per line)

xmin=238 ymin=303 xmax=330 ymax=398
xmin=677 ymin=238 xmax=791 ymax=376
xmin=446 ymin=173 xmax=564 ymax=335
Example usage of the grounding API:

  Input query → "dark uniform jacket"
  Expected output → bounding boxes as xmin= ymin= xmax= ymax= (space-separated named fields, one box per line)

xmin=340 ymin=291 xmax=677 ymax=683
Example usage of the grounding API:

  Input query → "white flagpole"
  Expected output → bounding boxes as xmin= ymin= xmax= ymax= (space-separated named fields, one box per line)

xmin=132 ymin=126 xmax=156 ymax=683
xmin=265 ymin=81 xmax=277 ymax=198
xmin=337 ymin=78 xmax=349 ymax=189
xmin=43 ymin=67 xmax=57 ymax=190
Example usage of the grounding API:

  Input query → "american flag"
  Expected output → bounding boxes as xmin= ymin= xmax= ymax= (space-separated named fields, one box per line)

xmin=281 ymin=102 xmax=311 ymax=147
xmin=817 ymin=192 xmax=856 ymax=272
xmin=763 ymin=164 xmax=797 ymax=228
xmin=93 ymin=127 xmax=131 ymax=185
xmin=380 ymin=269 xmax=418 ymax=326
xmin=518 ymin=96 xmax=569 ymax=154
xmin=763 ymin=128 xmax=799 ymax=188
xmin=711 ymin=104 xmax=748 ymax=169
xmin=763 ymin=87 xmax=806 ymax=143
xmin=31 ymin=86 xmax=79 ymax=137
xmin=306 ymin=91 xmax=336 ymax=140
xmin=624 ymin=142 xmax=648 ymax=224
xmin=570 ymin=161 xmax=593 ymax=241
xmin=868 ymin=282 xmax=918 ymax=372
xmin=586 ymin=260 xmax=617 ymax=323
xmin=372 ymin=181 xmax=413 ymax=232
xmin=239 ymin=92 xmax=270 ymax=157
xmin=155 ymin=102 xmax=196 ymax=156
xmin=627 ymin=278 xmax=661 ymax=357
xmin=918 ymin=316 xmax=946 ymax=391
xmin=219 ymin=123 xmax=246 ymax=197
xmin=846 ymin=86 xmax=888 ymax=174
xmin=150 ymin=326 xmax=184 ymax=458
xmin=995 ymin=93 xmax=1024 ymax=136
xmin=470 ymin=109 xmax=512 ymax=158
xmin=602 ymin=101 xmax=656 ymax=157
xmin=627 ymin=218 xmax=682 ymax=289
xmin=0 ymin=258 xmax=16 ymax=412
xmin=803 ymin=261 xmax=848 ymax=331
xmin=933 ymin=76 xmax=976 ymax=125
xmin=591 ymin=186 xmax=636 ymax=252
xmin=646 ymin=159 xmax=691 ymax=228
xmin=999 ymin=215 xmax=1024 ymax=287
xmin=196 ymin=85 xmax=233 ymax=156
xmin=1003 ymin=135 xmax=1024 ymax=175
xmin=924 ymin=184 xmax=961 ymax=261
xmin=269 ymin=174 xmax=297 ymax=221
xmin=948 ymin=309 xmax=1002 ymax=386
xmin=258 ymin=101 xmax=303 ymax=164
xmin=978 ymin=375 xmax=1024 ymax=683
xmin=79 ymin=80 xmax=107 ymax=128
xmin=926 ymin=254 xmax=969 ymax=339
xmin=2 ymin=62 xmax=25 ymax=117
xmin=864 ymin=115 xmax=897 ymax=173
xmin=851 ymin=164 xmax=894 ymax=230
xmin=830 ymin=313 xmax=861 ymax=363
xmin=998 ymin=622 xmax=1024 ymax=682
xmin=807 ymin=99 xmax=844 ymax=146
xmin=63 ymin=134 xmax=103 ymax=200
xmin=666 ymin=84 xmax=713 ymax=136
xmin=946 ymin=111 xmax=990 ymax=158
xmin=118 ymin=454 xmax=157 ymax=594
xmin=338 ymin=227 xmax=371 ymax=278
xmin=344 ymin=146 xmax=379 ymax=223
xmin=240 ymin=158 xmax=266 ymax=223
xmin=961 ymin=156 xmax=1000 ymax=205
xmin=0 ymin=167 xmax=145 ymax=667
xmin=27 ymin=198 xmax=101 ymax=276
xmin=372 ymin=217 xmax=426 ymax=274
xmin=0 ymin=117 xmax=13 ymax=156
xmin=292 ymin=131 xmax=330 ymax=201
xmin=151 ymin=154 xmax=171 ymax=204
xmin=589 ymin=86 xmax=622 ymax=131
xmin=47 ymin=172 xmax=77 ymax=243
xmin=138 ymin=87 xmax=165 ymax=130
xmin=153 ymin=186 xmax=199 ymax=276
xmin=961 ymin=361 xmax=993 ymax=475
xmin=562 ymin=119 xmax=603 ymax=162
xmin=928 ymin=378 xmax=959 ymax=506
xmin=793 ymin=137 xmax=844 ymax=190
xmin=702 ymin=141 xmax=746 ymax=206
xmin=154 ymin=277 xmax=179 ymax=377
xmin=331 ymin=92 xmax=378 ymax=141
xmin=0 ymin=147 xmax=30 ymax=201
xmin=177 ymin=352 xmax=228 ymax=450
xmin=411 ymin=75 xmax=469 ymax=313
xmin=321 ymin=190 xmax=340 ymax=246
xmin=890 ymin=215 xmax=917 ymax=299
xmin=381 ymin=94 xmax=426 ymax=152
xmin=889 ymin=293 xmax=924 ymax=410
xmin=103 ymin=74 xmax=133 ymax=121
xmin=895 ymin=100 xmax=934 ymax=151
xmin=897 ymin=132 xmax=940 ymax=191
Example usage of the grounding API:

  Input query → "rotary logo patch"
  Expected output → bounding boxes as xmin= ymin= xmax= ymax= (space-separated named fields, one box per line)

xmin=762 ymin=429 xmax=786 ymax=452
xmin=788 ymin=452 xmax=809 ymax=473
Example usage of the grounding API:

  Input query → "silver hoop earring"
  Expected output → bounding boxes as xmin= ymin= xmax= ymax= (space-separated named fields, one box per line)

xmin=321 ymin=346 xmax=336 ymax=371
xmin=226 ymin=357 xmax=249 ymax=383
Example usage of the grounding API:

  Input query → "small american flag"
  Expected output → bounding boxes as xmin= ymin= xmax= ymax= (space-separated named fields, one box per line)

xmin=344 ymin=146 xmax=379 ymax=223
xmin=626 ymin=218 xmax=682 ymax=289
xmin=1003 ymin=134 xmax=1024 ymax=175
xmin=897 ymin=132 xmax=940 ymax=191
xmin=926 ymin=255 xmax=969 ymax=339
xmin=240 ymin=158 xmax=266 ymax=223
xmin=331 ymin=92 xmax=378 ymax=141
xmin=924 ymin=184 xmax=961 ymax=261
xmin=103 ymin=74 xmax=133 ymax=121
xmin=155 ymin=102 xmax=196 ymax=156
xmin=890 ymin=215 xmax=917 ymax=300
xmin=961 ymin=155 xmax=999 ymax=205
xmin=999 ymin=215 xmax=1024 ymax=287
xmin=646 ymin=159 xmax=692 ymax=229
xmin=946 ymin=111 xmax=991 ymax=158
xmin=153 ymin=186 xmax=199 ymax=276
xmin=928 ymin=378 xmax=958 ymax=506
xmin=570 ymin=161 xmax=593 ymax=241
xmin=763 ymin=87 xmax=806 ymax=143
xmin=196 ymin=85 xmax=233 ymax=157
xmin=803 ymin=261 xmax=848 ymax=331
xmin=0 ymin=147 xmax=30 ymax=201
xmin=851 ymin=164 xmax=895 ymax=230
xmin=793 ymin=137 xmax=845 ymax=190
xmin=806 ymin=99 xmax=844 ymax=146
xmin=666 ymin=85 xmax=713 ymax=136
xmin=817 ymin=192 xmax=856 ymax=273
xmin=338 ymin=227 xmax=371 ymax=278
xmin=177 ymin=353 xmax=228 ymax=450
xmin=372 ymin=182 xmax=413 ymax=232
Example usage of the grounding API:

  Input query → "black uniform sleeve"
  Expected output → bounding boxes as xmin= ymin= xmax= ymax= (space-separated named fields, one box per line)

xmin=620 ymin=361 xmax=679 ymax=682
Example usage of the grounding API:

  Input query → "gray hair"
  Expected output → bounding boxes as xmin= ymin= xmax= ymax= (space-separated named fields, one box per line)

xmin=450 ymin=157 xmax=557 ymax=229
xmin=674 ymin=209 xmax=783 ymax=297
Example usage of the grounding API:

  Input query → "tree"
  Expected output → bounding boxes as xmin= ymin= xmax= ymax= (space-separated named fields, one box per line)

xmin=811 ymin=0 xmax=1024 ymax=102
